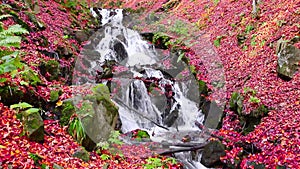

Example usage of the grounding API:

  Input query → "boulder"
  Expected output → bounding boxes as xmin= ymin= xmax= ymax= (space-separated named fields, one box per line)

xmin=71 ymin=84 xmax=119 ymax=151
xmin=22 ymin=109 xmax=44 ymax=142
xmin=276 ymin=39 xmax=300 ymax=80
xmin=201 ymin=140 xmax=226 ymax=167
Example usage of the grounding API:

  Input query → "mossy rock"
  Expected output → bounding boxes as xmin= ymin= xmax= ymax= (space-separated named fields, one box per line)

xmin=39 ymin=60 xmax=60 ymax=81
xmin=21 ymin=68 xmax=41 ymax=86
xmin=24 ymin=11 xmax=46 ymax=30
xmin=67 ymin=84 xmax=119 ymax=150
xmin=276 ymin=39 xmax=300 ymax=80
xmin=72 ymin=147 xmax=90 ymax=162
xmin=57 ymin=100 xmax=76 ymax=126
xmin=22 ymin=109 xmax=44 ymax=142
xmin=50 ymin=90 xmax=61 ymax=102
xmin=0 ymin=86 xmax=24 ymax=105
xmin=241 ymin=105 xmax=269 ymax=135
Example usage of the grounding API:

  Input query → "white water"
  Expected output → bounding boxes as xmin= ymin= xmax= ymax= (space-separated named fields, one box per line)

xmin=88 ymin=8 xmax=208 ymax=169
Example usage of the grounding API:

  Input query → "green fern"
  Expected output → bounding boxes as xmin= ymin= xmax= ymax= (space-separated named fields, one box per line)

xmin=0 ymin=24 xmax=28 ymax=48
xmin=0 ymin=14 xmax=12 ymax=20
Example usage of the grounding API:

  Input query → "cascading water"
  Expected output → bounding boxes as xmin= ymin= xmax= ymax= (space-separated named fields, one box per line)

xmin=76 ymin=8 xmax=210 ymax=169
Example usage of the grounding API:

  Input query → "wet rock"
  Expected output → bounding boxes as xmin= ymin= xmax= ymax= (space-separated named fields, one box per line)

xmin=201 ymin=140 xmax=226 ymax=167
xmin=204 ymin=101 xmax=223 ymax=129
xmin=276 ymin=38 xmax=300 ymax=80
xmin=22 ymin=109 xmax=44 ymax=142
xmin=72 ymin=147 xmax=90 ymax=162
xmin=113 ymin=41 xmax=128 ymax=62
xmin=163 ymin=108 xmax=179 ymax=127
xmin=81 ymin=49 xmax=101 ymax=61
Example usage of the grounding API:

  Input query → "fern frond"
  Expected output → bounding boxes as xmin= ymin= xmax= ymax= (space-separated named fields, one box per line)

xmin=2 ymin=24 xmax=29 ymax=35
xmin=0 ymin=36 xmax=22 ymax=48
xmin=0 ymin=14 xmax=12 ymax=20
xmin=0 ymin=4 xmax=12 ymax=9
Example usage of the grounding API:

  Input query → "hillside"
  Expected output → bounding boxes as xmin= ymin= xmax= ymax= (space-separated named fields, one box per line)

xmin=0 ymin=0 xmax=300 ymax=168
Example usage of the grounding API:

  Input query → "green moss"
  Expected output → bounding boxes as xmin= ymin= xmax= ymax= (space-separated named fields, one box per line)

xmin=59 ymin=101 xmax=75 ymax=126
xmin=72 ymin=147 xmax=90 ymax=162
xmin=23 ymin=110 xmax=44 ymax=142
xmin=40 ymin=60 xmax=60 ymax=81
xmin=50 ymin=90 xmax=61 ymax=102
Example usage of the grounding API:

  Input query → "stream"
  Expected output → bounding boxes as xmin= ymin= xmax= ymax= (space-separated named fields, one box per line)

xmin=75 ymin=8 xmax=211 ymax=169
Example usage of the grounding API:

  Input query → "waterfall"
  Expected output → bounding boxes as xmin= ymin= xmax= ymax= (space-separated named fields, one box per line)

xmin=76 ymin=8 xmax=208 ymax=169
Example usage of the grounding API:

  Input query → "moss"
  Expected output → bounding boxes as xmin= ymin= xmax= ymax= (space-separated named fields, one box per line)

xmin=39 ymin=60 xmax=60 ymax=81
xmin=72 ymin=147 xmax=90 ymax=162
xmin=23 ymin=110 xmax=44 ymax=142
xmin=0 ymin=85 xmax=24 ymax=105
xmin=50 ymin=90 xmax=61 ymax=102
xmin=59 ymin=101 xmax=75 ymax=126
xmin=92 ymin=84 xmax=110 ymax=99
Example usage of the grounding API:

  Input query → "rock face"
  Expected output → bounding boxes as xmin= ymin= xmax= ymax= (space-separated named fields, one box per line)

xmin=201 ymin=141 xmax=226 ymax=167
xmin=73 ymin=84 xmax=119 ymax=151
xmin=276 ymin=39 xmax=300 ymax=80
xmin=23 ymin=110 xmax=44 ymax=142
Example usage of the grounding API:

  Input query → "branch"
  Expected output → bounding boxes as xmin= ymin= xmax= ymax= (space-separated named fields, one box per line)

xmin=113 ymin=97 xmax=169 ymax=131
xmin=158 ymin=143 xmax=206 ymax=155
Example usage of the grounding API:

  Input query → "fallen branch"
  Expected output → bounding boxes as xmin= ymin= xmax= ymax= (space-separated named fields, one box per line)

xmin=113 ymin=97 xmax=169 ymax=131
xmin=158 ymin=143 xmax=206 ymax=155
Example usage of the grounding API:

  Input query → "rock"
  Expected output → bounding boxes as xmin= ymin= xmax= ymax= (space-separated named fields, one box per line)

xmin=72 ymin=147 xmax=90 ymax=162
xmin=71 ymin=84 xmax=119 ymax=151
xmin=204 ymin=101 xmax=223 ymax=129
xmin=276 ymin=39 xmax=300 ymax=80
xmin=39 ymin=60 xmax=60 ymax=81
xmin=56 ymin=46 xmax=73 ymax=58
xmin=74 ymin=30 xmax=90 ymax=43
xmin=22 ymin=109 xmax=44 ymax=142
xmin=240 ymin=105 xmax=269 ymax=134
xmin=201 ymin=140 xmax=226 ymax=167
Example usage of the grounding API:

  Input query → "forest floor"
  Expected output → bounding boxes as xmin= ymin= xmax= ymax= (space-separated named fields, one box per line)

xmin=1 ymin=0 xmax=300 ymax=168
